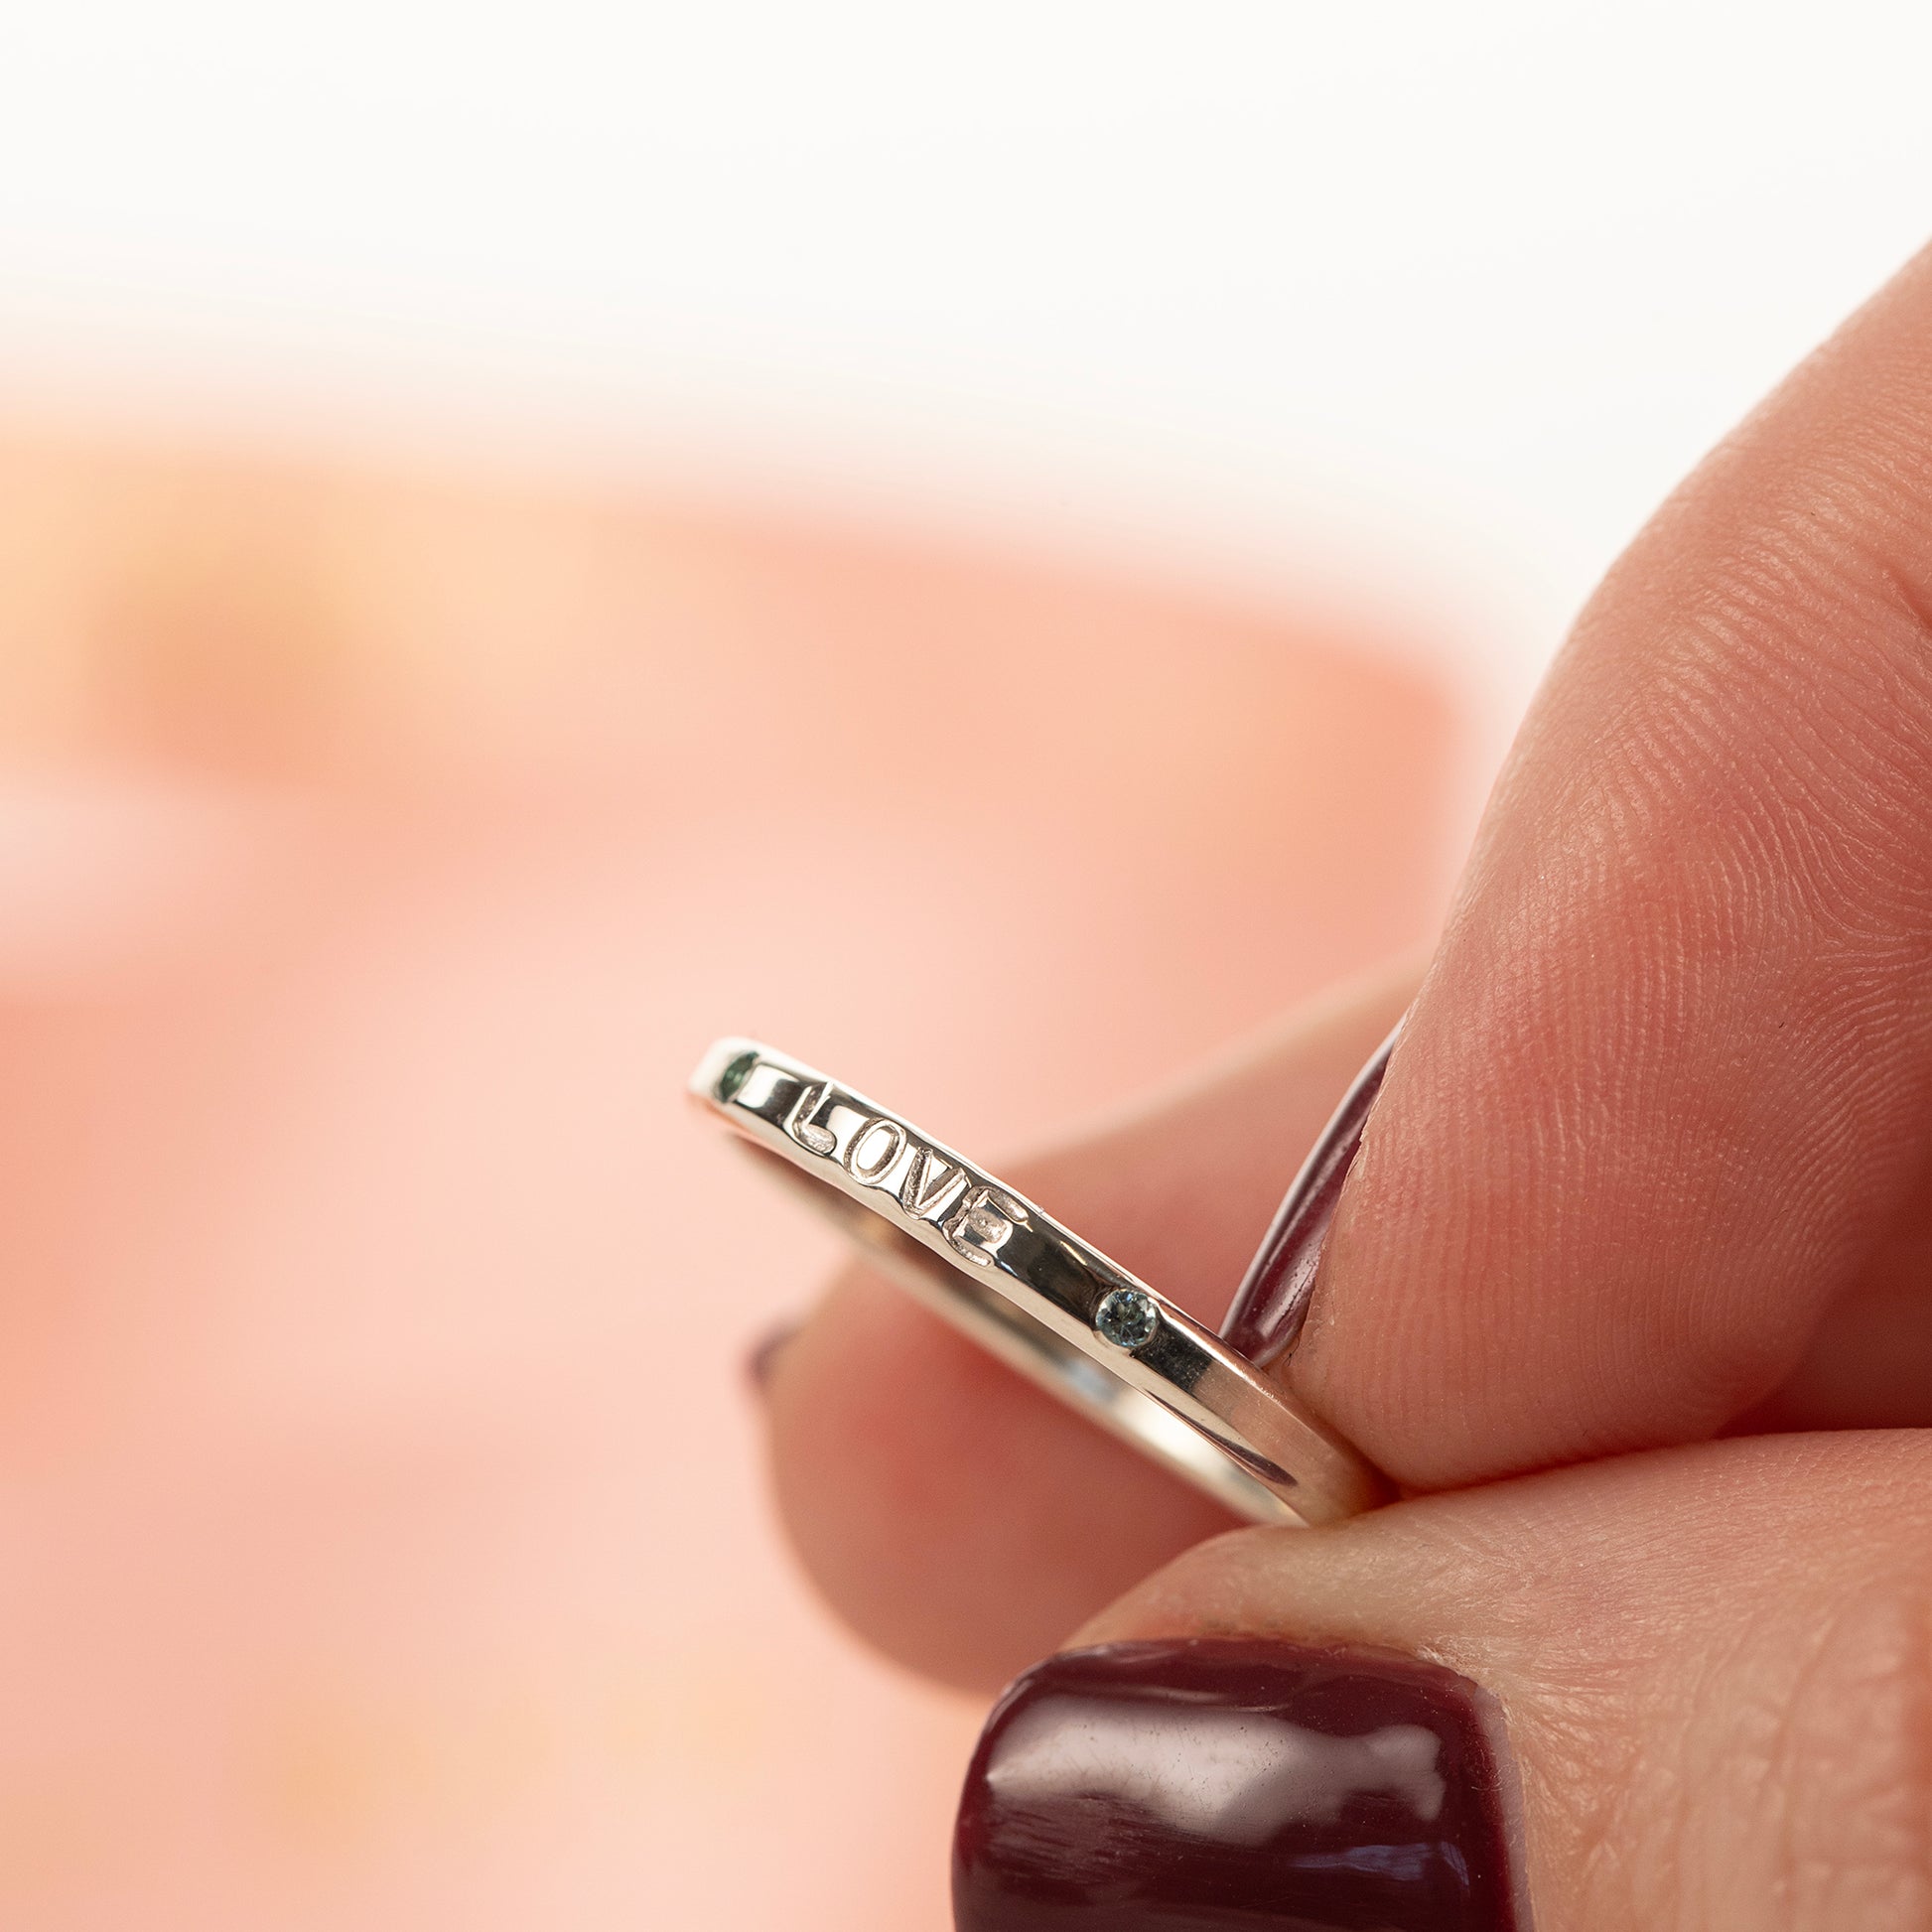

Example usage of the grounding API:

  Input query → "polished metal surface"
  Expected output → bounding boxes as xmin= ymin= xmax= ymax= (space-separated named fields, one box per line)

xmin=690 ymin=1038 xmax=1389 ymax=1527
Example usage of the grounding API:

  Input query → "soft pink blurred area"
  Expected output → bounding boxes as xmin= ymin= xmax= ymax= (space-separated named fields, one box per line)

xmin=0 ymin=426 xmax=1460 ymax=1928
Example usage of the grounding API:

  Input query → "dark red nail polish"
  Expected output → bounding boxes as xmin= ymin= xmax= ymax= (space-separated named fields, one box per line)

xmin=955 ymin=1638 xmax=1524 ymax=1932
xmin=1220 ymin=1025 xmax=1399 ymax=1368
xmin=745 ymin=1317 xmax=801 ymax=1394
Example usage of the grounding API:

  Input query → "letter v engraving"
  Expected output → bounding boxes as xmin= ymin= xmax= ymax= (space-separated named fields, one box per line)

xmin=899 ymin=1143 xmax=968 ymax=1222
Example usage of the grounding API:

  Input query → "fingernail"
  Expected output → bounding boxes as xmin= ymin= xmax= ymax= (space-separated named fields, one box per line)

xmin=744 ymin=1317 xmax=802 ymax=1395
xmin=1220 ymin=1022 xmax=1400 ymax=1368
xmin=954 ymin=1637 xmax=1523 ymax=1932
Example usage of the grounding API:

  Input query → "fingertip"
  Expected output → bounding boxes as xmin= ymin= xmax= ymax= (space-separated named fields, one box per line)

xmin=762 ymin=1268 xmax=1236 ymax=1692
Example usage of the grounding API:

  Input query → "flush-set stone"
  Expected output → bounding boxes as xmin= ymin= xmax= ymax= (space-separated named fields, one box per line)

xmin=1094 ymin=1287 xmax=1160 ymax=1351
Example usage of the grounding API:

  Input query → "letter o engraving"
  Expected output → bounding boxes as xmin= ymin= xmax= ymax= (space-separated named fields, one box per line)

xmin=845 ymin=1116 xmax=907 ymax=1185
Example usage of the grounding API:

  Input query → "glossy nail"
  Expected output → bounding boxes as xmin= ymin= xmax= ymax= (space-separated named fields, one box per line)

xmin=955 ymin=1637 xmax=1522 ymax=1932
xmin=1219 ymin=1023 xmax=1399 ymax=1367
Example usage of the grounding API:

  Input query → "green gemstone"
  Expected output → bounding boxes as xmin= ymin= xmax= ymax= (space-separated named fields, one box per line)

xmin=717 ymin=1048 xmax=759 ymax=1103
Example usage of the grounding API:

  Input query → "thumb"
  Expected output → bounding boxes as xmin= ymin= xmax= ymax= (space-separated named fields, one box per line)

xmin=953 ymin=1431 xmax=1932 ymax=1931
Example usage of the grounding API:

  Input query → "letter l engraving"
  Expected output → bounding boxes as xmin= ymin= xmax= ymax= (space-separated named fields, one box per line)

xmin=784 ymin=1081 xmax=837 ymax=1155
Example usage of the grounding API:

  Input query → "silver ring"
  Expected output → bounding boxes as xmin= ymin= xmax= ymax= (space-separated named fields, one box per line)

xmin=690 ymin=1037 xmax=1389 ymax=1527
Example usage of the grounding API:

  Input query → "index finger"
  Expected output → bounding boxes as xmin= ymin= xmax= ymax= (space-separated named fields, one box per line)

xmin=1295 ymin=239 xmax=1932 ymax=1486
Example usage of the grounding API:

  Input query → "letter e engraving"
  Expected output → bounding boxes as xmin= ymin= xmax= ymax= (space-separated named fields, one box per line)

xmin=943 ymin=1185 xmax=1027 ymax=1267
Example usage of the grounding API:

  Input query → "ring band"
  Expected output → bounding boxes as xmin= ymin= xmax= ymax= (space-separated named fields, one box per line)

xmin=690 ymin=1038 xmax=1389 ymax=1527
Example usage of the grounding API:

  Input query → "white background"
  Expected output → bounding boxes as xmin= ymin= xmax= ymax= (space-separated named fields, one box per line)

xmin=4 ymin=1 xmax=1930 ymax=717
